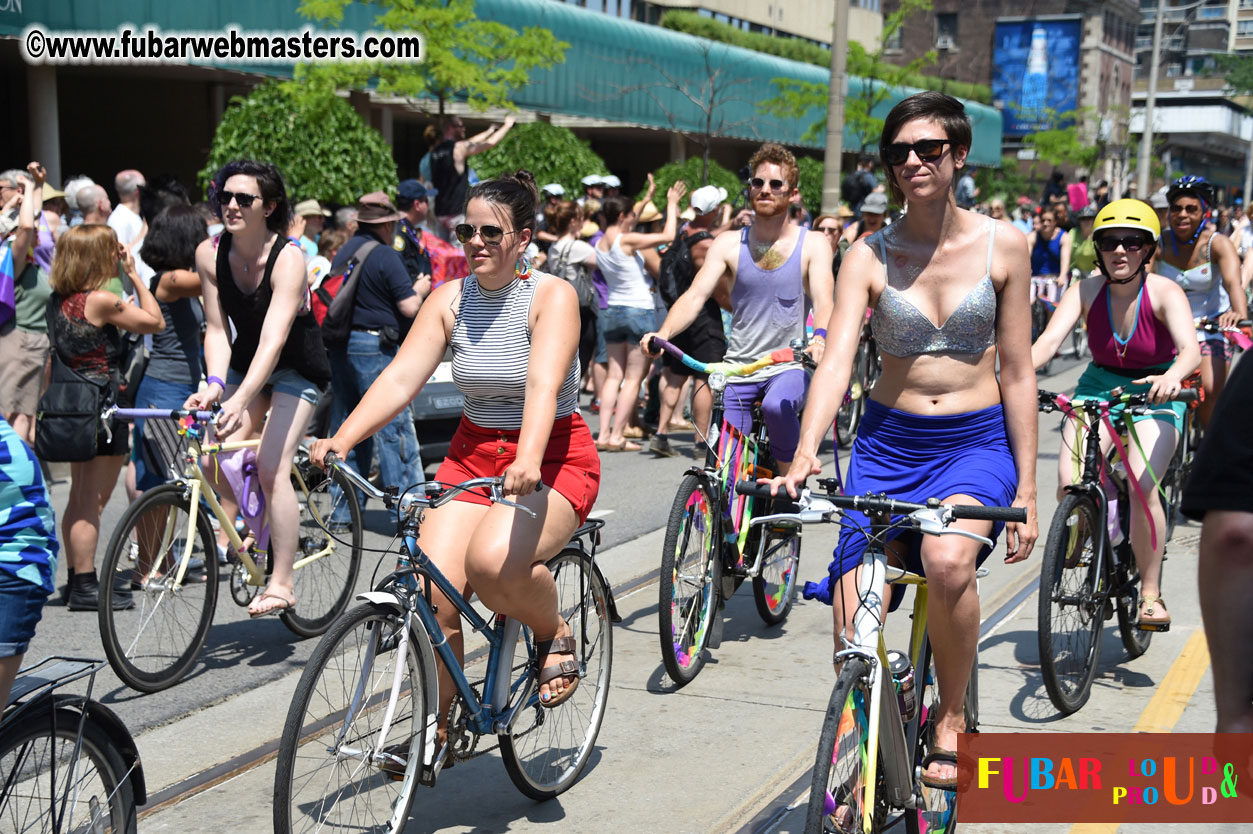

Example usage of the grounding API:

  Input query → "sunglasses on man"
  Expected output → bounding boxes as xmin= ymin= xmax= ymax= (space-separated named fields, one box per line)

xmin=749 ymin=178 xmax=788 ymax=193
xmin=881 ymin=139 xmax=952 ymax=167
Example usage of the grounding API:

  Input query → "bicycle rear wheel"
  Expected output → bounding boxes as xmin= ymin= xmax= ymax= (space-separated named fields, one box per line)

xmin=499 ymin=548 xmax=613 ymax=800
xmin=1038 ymin=493 xmax=1104 ymax=715
xmin=274 ymin=603 xmax=427 ymax=834
xmin=281 ymin=460 xmax=364 ymax=638
xmin=834 ymin=344 xmax=868 ymax=449
xmin=99 ymin=483 xmax=219 ymax=693
xmin=1032 ymin=300 xmax=1053 ymax=375
xmin=1162 ymin=423 xmax=1191 ymax=542
xmin=804 ymin=658 xmax=885 ymax=834
xmin=0 ymin=706 xmax=137 ymax=834
xmin=906 ymin=642 xmax=972 ymax=834
xmin=658 ymin=474 xmax=722 ymax=686
xmin=752 ymin=524 xmax=800 ymax=626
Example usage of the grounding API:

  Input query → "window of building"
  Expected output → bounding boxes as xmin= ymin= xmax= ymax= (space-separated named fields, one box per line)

xmin=884 ymin=24 xmax=903 ymax=50
xmin=858 ymin=0 xmax=880 ymax=11
xmin=935 ymin=12 xmax=957 ymax=48
xmin=1241 ymin=0 xmax=1253 ymax=9
xmin=1240 ymin=19 xmax=1253 ymax=35
xmin=1197 ymin=6 xmax=1227 ymax=18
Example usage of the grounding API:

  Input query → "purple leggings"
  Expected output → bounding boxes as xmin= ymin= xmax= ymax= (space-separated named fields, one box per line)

xmin=721 ymin=368 xmax=807 ymax=463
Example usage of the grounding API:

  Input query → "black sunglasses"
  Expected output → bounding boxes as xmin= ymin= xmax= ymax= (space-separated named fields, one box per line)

xmin=455 ymin=223 xmax=518 ymax=246
xmin=1095 ymin=235 xmax=1149 ymax=253
xmin=749 ymin=177 xmax=787 ymax=192
xmin=816 ymin=225 xmax=841 ymax=233
xmin=882 ymin=139 xmax=952 ymax=166
xmin=215 ymin=190 xmax=261 ymax=209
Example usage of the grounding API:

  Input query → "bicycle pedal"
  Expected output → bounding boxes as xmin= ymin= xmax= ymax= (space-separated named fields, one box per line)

xmin=1137 ymin=621 xmax=1171 ymax=633
xmin=1103 ymin=601 xmax=1115 ymax=621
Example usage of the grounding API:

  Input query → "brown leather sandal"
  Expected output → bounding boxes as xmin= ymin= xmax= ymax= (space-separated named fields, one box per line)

xmin=535 ymin=625 xmax=581 ymax=708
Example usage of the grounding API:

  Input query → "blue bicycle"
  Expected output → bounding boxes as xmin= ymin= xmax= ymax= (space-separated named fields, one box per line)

xmin=273 ymin=460 xmax=617 ymax=834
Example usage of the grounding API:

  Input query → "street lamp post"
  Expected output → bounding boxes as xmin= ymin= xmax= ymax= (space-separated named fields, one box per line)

xmin=822 ymin=0 xmax=850 ymax=214
xmin=1138 ymin=0 xmax=1166 ymax=199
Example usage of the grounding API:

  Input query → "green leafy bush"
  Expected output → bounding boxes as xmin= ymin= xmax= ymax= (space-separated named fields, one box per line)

xmin=797 ymin=156 xmax=825 ymax=216
xmin=198 ymin=81 xmax=396 ymax=205
xmin=474 ymin=122 xmax=608 ymax=197
xmin=635 ymin=157 xmax=744 ymax=207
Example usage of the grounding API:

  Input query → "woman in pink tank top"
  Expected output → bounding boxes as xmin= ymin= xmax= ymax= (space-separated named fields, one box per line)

xmin=1031 ymin=199 xmax=1199 ymax=631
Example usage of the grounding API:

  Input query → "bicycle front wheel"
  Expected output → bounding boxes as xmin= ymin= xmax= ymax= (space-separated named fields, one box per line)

xmin=804 ymin=658 xmax=884 ymax=834
xmin=0 ymin=706 xmax=137 ymax=834
xmin=274 ymin=603 xmax=428 ymax=834
xmin=100 ymin=483 xmax=219 ymax=693
xmin=499 ymin=547 xmax=614 ymax=800
xmin=752 ymin=524 xmax=800 ymax=626
xmin=658 ymin=474 xmax=722 ymax=686
xmin=1038 ymin=492 xmax=1104 ymax=715
xmin=281 ymin=460 xmax=365 ymax=639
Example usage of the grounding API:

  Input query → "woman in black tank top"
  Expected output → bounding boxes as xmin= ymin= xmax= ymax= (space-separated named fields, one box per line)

xmin=185 ymin=160 xmax=329 ymax=618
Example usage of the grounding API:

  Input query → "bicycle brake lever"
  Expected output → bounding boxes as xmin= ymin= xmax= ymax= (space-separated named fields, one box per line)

xmin=489 ymin=483 xmax=539 ymax=519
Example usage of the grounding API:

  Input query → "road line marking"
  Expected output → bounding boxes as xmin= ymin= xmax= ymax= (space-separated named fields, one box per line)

xmin=1066 ymin=627 xmax=1211 ymax=834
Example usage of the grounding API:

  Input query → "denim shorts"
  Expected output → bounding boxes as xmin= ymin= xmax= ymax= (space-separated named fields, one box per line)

xmin=601 ymin=305 xmax=655 ymax=345
xmin=227 ymin=366 xmax=321 ymax=405
xmin=133 ymin=375 xmax=198 ymax=490
xmin=0 ymin=571 xmax=47 ymax=658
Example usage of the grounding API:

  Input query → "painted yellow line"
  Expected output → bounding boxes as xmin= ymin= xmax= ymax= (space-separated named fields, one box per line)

xmin=1067 ymin=628 xmax=1212 ymax=834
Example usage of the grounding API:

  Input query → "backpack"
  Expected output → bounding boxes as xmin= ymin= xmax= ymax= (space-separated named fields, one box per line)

xmin=312 ymin=239 xmax=381 ymax=346
xmin=657 ymin=228 xmax=713 ymax=307
xmin=547 ymin=239 xmax=596 ymax=308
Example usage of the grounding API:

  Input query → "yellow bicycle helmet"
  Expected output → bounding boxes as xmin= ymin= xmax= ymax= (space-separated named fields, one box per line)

xmin=1090 ymin=198 xmax=1159 ymax=283
xmin=1091 ymin=198 xmax=1160 ymax=240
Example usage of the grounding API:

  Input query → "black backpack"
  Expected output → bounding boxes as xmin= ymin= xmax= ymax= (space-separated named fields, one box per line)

xmin=657 ymin=228 xmax=713 ymax=307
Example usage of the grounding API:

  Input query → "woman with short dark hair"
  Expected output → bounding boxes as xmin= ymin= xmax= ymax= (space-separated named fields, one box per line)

xmin=184 ymin=159 xmax=330 ymax=618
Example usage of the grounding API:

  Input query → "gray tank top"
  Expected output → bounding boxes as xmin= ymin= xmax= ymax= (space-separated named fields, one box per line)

xmin=870 ymin=219 xmax=998 ymax=357
xmin=725 ymin=227 xmax=807 ymax=381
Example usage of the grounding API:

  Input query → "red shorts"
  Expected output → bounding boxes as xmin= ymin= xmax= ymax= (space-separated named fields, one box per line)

xmin=433 ymin=413 xmax=601 ymax=523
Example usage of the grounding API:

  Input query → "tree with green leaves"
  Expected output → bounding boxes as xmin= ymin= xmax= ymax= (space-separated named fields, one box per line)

xmin=1023 ymin=108 xmax=1101 ymax=174
xmin=198 ymin=82 xmax=396 ymax=205
xmin=759 ymin=0 xmax=935 ymax=151
xmin=635 ymin=158 xmax=742 ymax=208
xmin=473 ymin=122 xmax=609 ymax=197
xmin=296 ymin=0 xmax=568 ymax=114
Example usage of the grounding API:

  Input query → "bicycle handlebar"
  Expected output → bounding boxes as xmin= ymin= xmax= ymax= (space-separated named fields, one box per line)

xmin=108 ymin=407 xmax=217 ymax=422
xmin=648 ymin=336 xmax=817 ymax=375
xmin=324 ymin=453 xmax=538 ymax=519
xmin=1038 ymin=387 xmax=1199 ymax=413
xmin=734 ymin=480 xmax=1026 ymax=523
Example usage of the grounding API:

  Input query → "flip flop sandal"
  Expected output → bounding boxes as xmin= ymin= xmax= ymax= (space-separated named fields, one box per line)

xmin=249 ymin=591 xmax=296 ymax=619
xmin=534 ymin=631 xmax=581 ymax=709
xmin=1137 ymin=594 xmax=1171 ymax=632
xmin=920 ymin=747 xmax=959 ymax=790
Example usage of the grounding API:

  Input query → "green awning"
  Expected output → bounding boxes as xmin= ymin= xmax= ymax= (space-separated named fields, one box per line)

xmin=3 ymin=0 xmax=1003 ymax=163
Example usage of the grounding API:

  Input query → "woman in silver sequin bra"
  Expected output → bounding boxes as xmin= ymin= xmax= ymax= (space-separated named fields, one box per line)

xmin=767 ymin=91 xmax=1040 ymax=791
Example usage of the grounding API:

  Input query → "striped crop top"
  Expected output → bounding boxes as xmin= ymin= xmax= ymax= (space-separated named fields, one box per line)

xmin=450 ymin=272 xmax=581 ymax=429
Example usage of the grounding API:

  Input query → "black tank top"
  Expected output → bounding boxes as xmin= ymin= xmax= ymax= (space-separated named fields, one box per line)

xmin=430 ymin=139 xmax=469 ymax=217
xmin=214 ymin=233 xmax=331 ymax=386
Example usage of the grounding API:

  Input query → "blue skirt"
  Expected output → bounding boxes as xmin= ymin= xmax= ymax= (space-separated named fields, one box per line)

xmin=803 ymin=400 xmax=1019 ymax=610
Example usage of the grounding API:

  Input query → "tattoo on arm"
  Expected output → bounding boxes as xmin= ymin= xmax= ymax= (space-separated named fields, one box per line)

xmin=114 ymin=299 xmax=124 ymax=312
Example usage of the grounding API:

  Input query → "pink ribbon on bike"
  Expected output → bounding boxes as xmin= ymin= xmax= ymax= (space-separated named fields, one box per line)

xmin=1055 ymin=393 xmax=1157 ymax=552
xmin=1226 ymin=327 xmax=1253 ymax=351
xmin=218 ymin=447 xmax=270 ymax=553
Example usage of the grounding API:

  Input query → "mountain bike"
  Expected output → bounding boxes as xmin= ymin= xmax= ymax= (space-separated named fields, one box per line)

xmin=273 ymin=459 xmax=617 ymax=834
xmin=648 ymin=337 xmax=826 ymax=686
xmin=1036 ymin=387 xmax=1197 ymax=715
xmin=0 ymin=656 xmax=146 ymax=833
xmin=97 ymin=407 xmax=365 ymax=692
xmin=734 ymin=481 xmax=1023 ymax=834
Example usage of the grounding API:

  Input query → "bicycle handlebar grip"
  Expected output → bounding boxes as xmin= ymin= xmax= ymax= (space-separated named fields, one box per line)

xmin=1175 ymin=388 xmax=1200 ymax=404
xmin=950 ymin=505 xmax=1027 ymax=523
xmin=324 ymin=452 xmax=339 ymax=470
xmin=735 ymin=479 xmax=784 ymax=499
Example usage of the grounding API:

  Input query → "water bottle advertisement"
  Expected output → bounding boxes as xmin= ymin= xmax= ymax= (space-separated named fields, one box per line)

xmin=992 ymin=17 xmax=1082 ymax=136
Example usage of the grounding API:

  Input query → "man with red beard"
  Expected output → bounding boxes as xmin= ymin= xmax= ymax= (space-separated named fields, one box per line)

xmin=642 ymin=143 xmax=834 ymax=469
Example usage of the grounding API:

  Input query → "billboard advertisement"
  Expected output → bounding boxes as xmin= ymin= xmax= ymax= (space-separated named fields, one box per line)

xmin=992 ymin=18 xmax=1082 ymax=136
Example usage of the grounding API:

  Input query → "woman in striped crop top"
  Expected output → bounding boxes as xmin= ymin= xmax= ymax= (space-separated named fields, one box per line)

xmin=313 ymin=171 xmax=599 ymax=725
xmin=1032 ymin=199 xmax=1199 ymax=632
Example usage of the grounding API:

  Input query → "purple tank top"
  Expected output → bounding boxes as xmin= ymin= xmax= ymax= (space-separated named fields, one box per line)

xmin=1086 ymin=280 xmax=1176 ymax=369
xmin=725 ymin=227 xmax=806 ymax=377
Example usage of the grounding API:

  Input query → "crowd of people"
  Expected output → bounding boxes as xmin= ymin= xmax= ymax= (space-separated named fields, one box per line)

xmin=3 ymin=89 xmax=1252 ymax=748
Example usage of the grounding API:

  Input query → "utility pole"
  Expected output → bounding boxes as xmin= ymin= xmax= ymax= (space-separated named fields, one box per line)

xmin=822 ymin=0 xmax=850 ymax=214
xmin=1137 ymin=0 xmax=1166 ymax=199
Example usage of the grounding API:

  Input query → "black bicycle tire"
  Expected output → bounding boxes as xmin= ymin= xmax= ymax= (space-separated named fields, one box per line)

xmin=99 ymin=483 xmax=219 ymax=693
xmin=1113 ymin=541 xmax=1152 ymax=658
xmin=906 ymin=641 xmax=970 ymax=834
xmin=499 ymin=548 xmax=614 ymax=799
xmin=281 ymin=463 xmax=365 ymax=638
xmin=752 ymin=527 xmax=800 ymax=625
xmin=1037 ymin=492 xmax=1104 ymax=715
xmin=1032 ymin=300 xmax=1053 ymax=375
xmin=274 ymin=602 xmax=426 ymax=834
xmin=0 ymin=706 xmax=137 ymax=834
xmin=835 ymin=343 xmax=868 ymax=449
xmin=658 ymin=474 xmax=722 ymax=686
xmin=804 ymin=658 xmax=881 ymax=834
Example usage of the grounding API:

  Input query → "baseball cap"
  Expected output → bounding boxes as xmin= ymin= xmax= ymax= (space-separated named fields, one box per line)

xmin=1149 ymin=192 xmax=1169 ymax=210
xmin=541 ymin=183 xmax=565 ymax=197
xmin=581 ymin=174 xmax=604 ymax=187
xmin=397 ymin=179 xmax=436 ymax=202
xmin=601 ymin=175 xmax=622 ymax=188
xmin=861 ymin=192 xmax=889 ymax=214
xmin=294 ymin=199 xmax=331 ymax=218
xmin=690 ymin=185 xmax=727 ymax=216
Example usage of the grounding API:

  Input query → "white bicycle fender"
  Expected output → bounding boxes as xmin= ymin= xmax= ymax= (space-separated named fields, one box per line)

xmin=355 ymin=591 xmax=402 ymax=610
